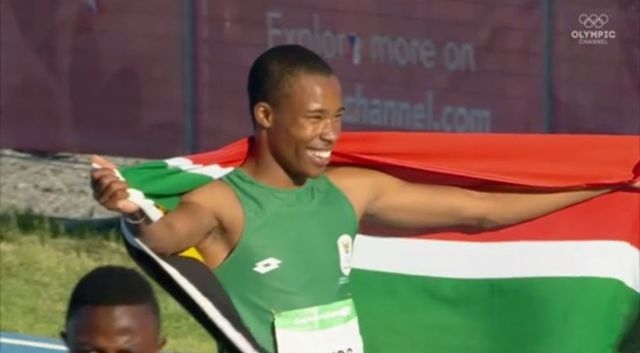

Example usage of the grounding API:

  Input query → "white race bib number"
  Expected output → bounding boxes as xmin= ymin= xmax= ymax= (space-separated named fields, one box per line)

xmin=274 ymin=299 xmax=363 ymax=353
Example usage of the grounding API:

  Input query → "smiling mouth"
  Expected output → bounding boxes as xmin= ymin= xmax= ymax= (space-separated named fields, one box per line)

xmin=307 ymin=150 xmax=332 ymax=166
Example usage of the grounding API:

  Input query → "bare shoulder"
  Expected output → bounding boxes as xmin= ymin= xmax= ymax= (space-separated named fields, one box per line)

xmin=326 ymin=166 xmax=378 ymax=180
xmin=325 ymin=167 xmax=384 ymax=217
xmin=178 ymin=178 xmax=244 ymax=239
xmin=181 ymin=178 xmax=242 ymax=212
xmin=326 ymin=166 xmax=391 ymax=186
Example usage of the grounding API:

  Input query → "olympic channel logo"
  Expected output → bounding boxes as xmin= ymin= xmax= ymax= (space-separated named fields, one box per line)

xmin=571 ymin=13 xmax=615 ymax=45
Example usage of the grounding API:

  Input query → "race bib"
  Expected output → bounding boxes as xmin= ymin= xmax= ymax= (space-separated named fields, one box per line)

xmin=274 ymin=299 xmax=364 ymax=353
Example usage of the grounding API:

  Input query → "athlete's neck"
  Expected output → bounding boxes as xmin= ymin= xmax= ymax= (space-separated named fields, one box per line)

xmin=241 ymin=140 xmax=308 ymax=189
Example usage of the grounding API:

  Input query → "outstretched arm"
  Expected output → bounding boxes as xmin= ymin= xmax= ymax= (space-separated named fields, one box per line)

xmin=331 ymin=167 xmax=628 ymax=232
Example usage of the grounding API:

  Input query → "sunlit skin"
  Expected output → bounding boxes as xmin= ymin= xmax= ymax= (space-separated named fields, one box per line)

xmin=62 ymin=305 xmax=165 ymax=353
xmin=242 ymin=73 xmax=344 ymax=187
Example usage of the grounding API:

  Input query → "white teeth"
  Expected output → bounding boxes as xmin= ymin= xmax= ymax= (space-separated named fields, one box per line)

xmin=309 ymin=150 xmax=332 ymax=159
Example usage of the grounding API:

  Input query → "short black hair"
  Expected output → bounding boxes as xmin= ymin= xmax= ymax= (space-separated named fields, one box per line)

xmin=247 ymin=44 xmax=334 ymax=122
xmin=65 ymin=265 xmax=160 ymax=325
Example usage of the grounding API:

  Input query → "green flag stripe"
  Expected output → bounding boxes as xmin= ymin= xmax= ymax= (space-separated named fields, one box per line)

xmin=351 ymin=271 xmax=640 ymax=353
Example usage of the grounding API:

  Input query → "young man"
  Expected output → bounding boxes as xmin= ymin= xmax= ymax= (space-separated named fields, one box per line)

xmin=62 ymin=265 xmax=166 ymax=353
xmin=91 ymin=45 xmax=638 ymax=352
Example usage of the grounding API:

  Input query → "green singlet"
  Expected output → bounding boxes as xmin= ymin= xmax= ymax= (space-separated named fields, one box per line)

xmin=216 ymin=168 xmax=359 ymax=352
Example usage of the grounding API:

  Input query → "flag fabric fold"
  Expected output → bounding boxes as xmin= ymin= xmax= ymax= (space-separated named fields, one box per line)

xmin=118 ymin=132 xmax=640 ymax=353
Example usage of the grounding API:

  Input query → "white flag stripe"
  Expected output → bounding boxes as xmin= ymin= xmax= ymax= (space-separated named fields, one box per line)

xmin=352 ymin=235 xmax=640 ymax=293
xmin=165 ymin=158 xmax=234 ymax=179
xmin=165 ymin=157 xmax=198 ymax=169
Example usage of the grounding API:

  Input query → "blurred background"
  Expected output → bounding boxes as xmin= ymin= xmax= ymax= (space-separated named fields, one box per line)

xmin=1 ymin=0 xmax=638 ymax=159
xmin=0 ymin=1 xmax=638 ymax=352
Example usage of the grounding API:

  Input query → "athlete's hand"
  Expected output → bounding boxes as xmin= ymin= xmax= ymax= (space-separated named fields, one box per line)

xmin=90 ymin=155 xmax=140 ymax=214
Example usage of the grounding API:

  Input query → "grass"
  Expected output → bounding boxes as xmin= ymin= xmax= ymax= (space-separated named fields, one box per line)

xmin=0 ymin=211 xmax=216 ymax=353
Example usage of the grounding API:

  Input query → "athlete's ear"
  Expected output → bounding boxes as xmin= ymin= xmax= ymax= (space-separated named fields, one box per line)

xmin=254 ymin=102 xmax=274 ymax=129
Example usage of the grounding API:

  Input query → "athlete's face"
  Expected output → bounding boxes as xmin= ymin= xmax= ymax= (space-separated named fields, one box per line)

xmin=257 ymin=73 xmax=344 ymax=181
xmin=62 ymin=305 xmax=165 ymax=353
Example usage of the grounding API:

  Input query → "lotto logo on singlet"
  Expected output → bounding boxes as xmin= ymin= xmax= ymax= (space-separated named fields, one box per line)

xmin=253 ymin=257 xmax=282 ymax=274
